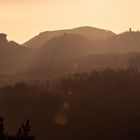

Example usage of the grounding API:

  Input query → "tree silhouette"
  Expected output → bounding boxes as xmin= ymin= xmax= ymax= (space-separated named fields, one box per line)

xmin=0 ymin=117 xmax=4 ymax=139
xmin=0 ymin=117 xmax=34 ymax=140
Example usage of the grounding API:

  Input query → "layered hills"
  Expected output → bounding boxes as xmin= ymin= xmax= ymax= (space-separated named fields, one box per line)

xmin=23 ymin=26 xmax=115 ymax=48
xmin=1 ymin=27 xmax=140 ymax=82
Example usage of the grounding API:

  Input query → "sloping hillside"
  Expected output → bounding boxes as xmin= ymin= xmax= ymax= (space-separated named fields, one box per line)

xmin=0 ymin=33 xmax=36 ymax=74
xmin=23 ymin=26 xmax=115 ymax=48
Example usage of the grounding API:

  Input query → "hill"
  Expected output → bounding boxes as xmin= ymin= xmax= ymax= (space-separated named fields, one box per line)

xmin=1 ymin=30 xmax=140 ymax=82
xmin=0 ymin=33 xmax=36 ymax=74
xmin=23 ymin=31 xmax=140 ymax=80
xmin=23 ymin=26 xmax=115 ymax=48
xmin=107 ymin=31 xmax=140 ymax=53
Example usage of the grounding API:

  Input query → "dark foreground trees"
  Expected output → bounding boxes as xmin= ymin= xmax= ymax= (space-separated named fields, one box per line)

xmin=0 ymin=117 xmax=35 ymax=140
xmin=1 ymin=68 xmax=140 ymax=140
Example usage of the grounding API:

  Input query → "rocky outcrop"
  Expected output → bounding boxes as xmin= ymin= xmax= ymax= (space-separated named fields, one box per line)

xmin=0 ymin=33 xmax=8 ymax=47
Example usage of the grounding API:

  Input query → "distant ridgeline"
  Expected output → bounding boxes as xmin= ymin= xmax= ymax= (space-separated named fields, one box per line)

xmin=0 ymin=117 xmax=35 ymax=140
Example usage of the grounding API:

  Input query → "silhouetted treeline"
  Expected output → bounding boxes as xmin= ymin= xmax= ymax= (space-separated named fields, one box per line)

xmin=1 ymin=68 xmax=140 ymax=140
xmin=0 ymin=117 xmax=34 ymax=140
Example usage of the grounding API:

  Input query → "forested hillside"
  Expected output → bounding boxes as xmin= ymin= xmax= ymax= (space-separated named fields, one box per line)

xmin=1 ymin=68 xmax=140 ymax=140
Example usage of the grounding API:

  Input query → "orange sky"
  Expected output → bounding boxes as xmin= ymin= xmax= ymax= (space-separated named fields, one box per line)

xmin=0 ymin=0 xmax=140 ymax=43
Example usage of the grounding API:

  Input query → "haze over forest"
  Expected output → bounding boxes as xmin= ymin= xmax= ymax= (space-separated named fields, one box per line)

xmin=1 ymin=0 xmax=140 ymax=140
xmin=1 ymin=25 xmax=140 ymax=140
xmin=1 ymin=26 xmax=140 ymax=80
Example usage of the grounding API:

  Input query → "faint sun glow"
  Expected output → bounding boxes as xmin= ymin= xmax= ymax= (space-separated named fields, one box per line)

xmin=54 ymin=114 xmax=68 ymax=125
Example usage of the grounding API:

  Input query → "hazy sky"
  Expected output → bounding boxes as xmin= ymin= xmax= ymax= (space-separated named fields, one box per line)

xmin=0 ymin=0 xmax=140 ymax=43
